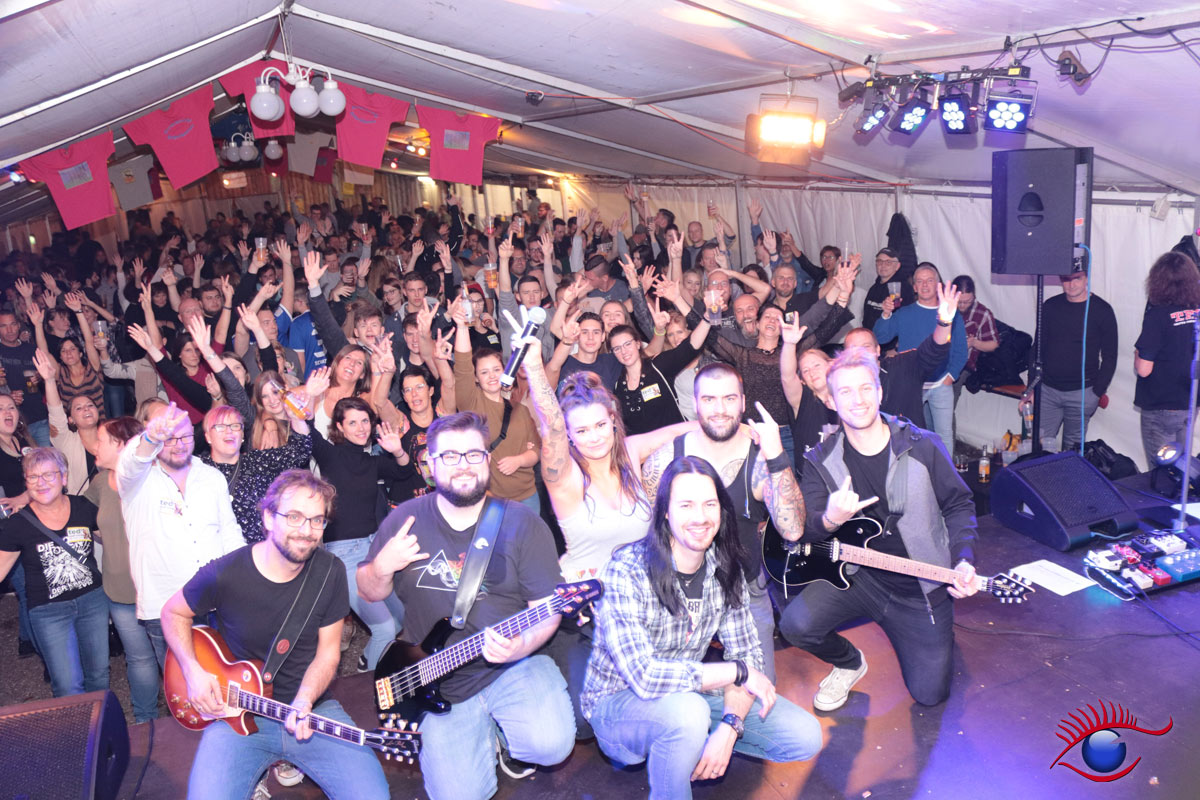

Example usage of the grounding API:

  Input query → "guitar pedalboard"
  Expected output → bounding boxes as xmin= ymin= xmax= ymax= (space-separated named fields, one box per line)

xmin=1083 ymin=531 xmax=1200 ymax=594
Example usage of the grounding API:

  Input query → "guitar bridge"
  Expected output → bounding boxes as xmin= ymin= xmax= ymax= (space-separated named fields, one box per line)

xmin=375 ymin=677 xmax=394 ymax=712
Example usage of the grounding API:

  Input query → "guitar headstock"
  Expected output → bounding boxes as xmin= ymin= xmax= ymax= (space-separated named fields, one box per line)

xmin=554 ymin=579 xmax=604 ymax=618
xmin=988 ymin=572 xmax=1034 ymax=604
xmin=366 ymin=723 xmax=422 ymax=762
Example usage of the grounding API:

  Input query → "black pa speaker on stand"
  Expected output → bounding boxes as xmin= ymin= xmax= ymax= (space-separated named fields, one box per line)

xmin=0 ymin=690 xmax=129 ymax=800
xmin=991 ymin=451 xmax=1138 ymax=551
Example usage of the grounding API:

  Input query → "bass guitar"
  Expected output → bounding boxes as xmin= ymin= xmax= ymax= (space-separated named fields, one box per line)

xmin=762 ymin=517 xmax=1033 ymax=603
xmin=374 ymin=579 xmax=602 ymax=722
xmin=165 ymin=625 xmax=420 ymax=762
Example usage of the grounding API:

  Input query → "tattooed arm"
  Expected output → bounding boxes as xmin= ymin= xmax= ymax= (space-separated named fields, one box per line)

xmin=639 ymin=442 xmax=673 ymax=504
xmin=753 ymin=452 xmax=806 ymax=542
xmin=521 ymin=336 xmax=585 ymax=514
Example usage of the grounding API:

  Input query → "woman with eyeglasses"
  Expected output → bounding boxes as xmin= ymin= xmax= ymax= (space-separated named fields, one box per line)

xmin=89 ymin=417 xmax=159 ymax=722
xmin=34 ymin=349 xmax=103 ymax=496
xmin=312 ymin=396 xmax=413 ymax=670
xmin=605 ymin=312 xmax=710 ymax=436
xmin=200 ymin=399 xmax=313 ymax=545
xmin=0 ymin=447 xmax=107 ymax=698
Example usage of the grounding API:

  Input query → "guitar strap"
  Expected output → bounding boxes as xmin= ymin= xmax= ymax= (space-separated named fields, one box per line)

xmin=17 ymin=508 xmax=101 ymax=582
xmin=450 ymin=497 xmax=507 ymax=629
xmin=487 ymin=401 xmax=514 ymax=453
xmin=262 ymin=552 xmax=334 ymax=684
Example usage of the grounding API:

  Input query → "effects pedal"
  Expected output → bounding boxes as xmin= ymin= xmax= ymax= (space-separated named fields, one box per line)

xmin=1110 ymin=544 xmax=1141 ymax=565
xmin=1157 ymin=549 xmax=1200 ymax=582
xmin=1086 ymin=550 xmax=1124 ymax=571
xmin=1135 ymin=562 xmax=1172 ymax=587
xmin=1121 ymin=567 xmax=1154 ymax=591
xmin=1130 ymin=535 xmax=1165 ymax=559
xmin=1153 ymin=534 xmax=1189 ymax=555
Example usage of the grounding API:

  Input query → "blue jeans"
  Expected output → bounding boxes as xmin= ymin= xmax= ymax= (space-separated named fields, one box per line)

xmin=27 ymin=586 xmax=110 ymax=697
xmin=1039 ymin=384 xmax=1100 ymax=453
xmin=517 ymin=493 xmax=541 ymax=515
xmin=9 ymin=561 xmax=36 ymax=646
xmin=746 ymin=570 xmax=777 ymax=683
xmin=187 ymin=698 xmax=389 ymax=800
xmin=1140 ymin=408 xmax=1191 ymax=468
xmin=140 ymin=617 xmax=169 ymax=669
xmin=417 ymin=654 xmax=575 ymax=800
xmin=325 ymin=537 xmax=400 ymax=670
xmin=589 ymin=691 xmax=821 ymax=800
xmin=103 ymin=379 xmax=128 ymax=418
xmin=921 ymin=382 xmax=955 ymax=453
xmin=110 ymin=600 xmax=161 ymax=722
xmin=779 ymin=568 xmax=955 ymax=706
xmin=27 ymin=418 xmax=50 ymax=448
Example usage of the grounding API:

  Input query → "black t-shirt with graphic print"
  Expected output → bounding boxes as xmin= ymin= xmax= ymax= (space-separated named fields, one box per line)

xmin=0 ymin=495 xmax=99 ymax=609
xmin=366 ymin=493 xmax=562 ymax=703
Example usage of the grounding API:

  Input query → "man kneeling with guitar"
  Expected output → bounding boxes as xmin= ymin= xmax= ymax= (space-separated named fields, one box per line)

xmin=162 ymin=470 xmax=390 ymax=800
xmin=779 ymin=281 xmax=980 ymax=712
xmin=358 ymin=411 xmax=576 ymax=800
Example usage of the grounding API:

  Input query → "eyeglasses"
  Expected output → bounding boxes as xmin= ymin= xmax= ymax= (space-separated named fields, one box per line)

xmin=24 ymin=470 xmax=61 ymax=485
xmin=166 ymin=434 xmax=195 ymax=445
xmin=402 ymin=384 xmax=429 ymax=394
xmin=610 ymin=340 xmax=638 ymax=354
xmin=431 ymin=449 xmax=488 ymax=465
xmin=272 ymin=510 xmax=329 ymax=530
xmin=210 ymin=423 xmax=244 ymax=433
xmin=708 ymin=281 xmax=730 ymax=289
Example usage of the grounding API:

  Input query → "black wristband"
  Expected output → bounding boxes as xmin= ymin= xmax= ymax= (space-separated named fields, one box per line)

xmin=765 ymin=453 xmax=791 ymax=474
xmin=733 ymin=659 xmax=748 ymax=687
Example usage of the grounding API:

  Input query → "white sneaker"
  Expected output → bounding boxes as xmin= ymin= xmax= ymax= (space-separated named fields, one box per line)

xmin=252 ymin=780 xmax=272 ymax=800
xmin=813 ymin=651 xmax=868 ymax=711
xmin=273 ymin=762 xmax=304 ymax=787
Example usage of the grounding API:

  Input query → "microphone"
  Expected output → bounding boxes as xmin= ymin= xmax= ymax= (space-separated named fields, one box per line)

xmin=501 ymin=306 xmax=547 ymax=387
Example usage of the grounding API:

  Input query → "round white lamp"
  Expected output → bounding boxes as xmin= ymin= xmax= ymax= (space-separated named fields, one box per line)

xmin=263 ymin=139 xmax=284 ymax=160
xmin=290 ymin=79 xmax=320 ymax=118
xmin=318 ymin=79 xmax=346 ymax=116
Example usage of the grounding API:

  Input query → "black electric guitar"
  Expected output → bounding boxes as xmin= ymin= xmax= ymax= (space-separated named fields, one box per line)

xmin=374 ymin=580 xmax=603 ymax=723
xmin=762 ymin=518 xmax=1033 ymax=603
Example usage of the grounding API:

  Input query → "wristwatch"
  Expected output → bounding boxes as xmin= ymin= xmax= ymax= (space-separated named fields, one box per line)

xmin=721 ymin=713 xmax=745 ymax=739
xmin=935 ymin=317 xmax=952 ymax=327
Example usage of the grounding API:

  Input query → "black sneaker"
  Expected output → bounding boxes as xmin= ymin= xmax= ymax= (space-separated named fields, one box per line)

xmin=496 ymin=739 xmax=536 ymax=780
xmin=17 ymin=638 xmax=35 ymax=658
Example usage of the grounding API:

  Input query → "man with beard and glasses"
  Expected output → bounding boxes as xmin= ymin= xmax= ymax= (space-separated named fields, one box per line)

xmin=640 ymin=363 xmax=806 ymax=682
xmin=117 ymin=402 xmax=243 ymax=666
xmin=161 ymin=471 xmax=389 ymax=800
xmin=359 ymin=411 xmax=575 ymax=799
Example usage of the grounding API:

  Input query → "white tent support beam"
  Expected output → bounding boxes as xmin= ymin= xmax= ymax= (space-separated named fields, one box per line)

xmin=1029 ymin=118 xmax=1200 ymax=196
xmin=676 ymin=0 xmax=867 ymax=66
xmin=280 ymin=55 xmax=743 ymax=179
xmin=3 ymin=53 xmax=267 ymax=169
xmin=811 ymin=153 xmax=907 ymax=185
xmin=0 ymin=10 xmax=279 ymax=131
xmin=287 ymin=4 xmax=747 ymax=141
xmin=492 ymin=144 xmax=632 ymax=179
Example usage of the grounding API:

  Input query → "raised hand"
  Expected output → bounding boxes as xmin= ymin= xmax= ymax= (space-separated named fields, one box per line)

xmin=654 ymin=277 xmax=681 ymax=304
xmin=936 ymin=280 xmax=961 ymax=322
xmin=131 ymin=257 xmax=146 ymax=282
xmin=539 ymin=232 xmax=554 ymax=264
xmin=143 ymin=402 xmax=189 ymax=444
xmin=297 ymin=221 xmax=312 ymax=244
xmin=746 ymin=402 xmax=784 ymax=460
xmin=14 ymin=279 xmax=33 ymax=300
xmin=161 ymin=268 xmax=178 ymax=287
xmin=562 ymin=274 xmax=588 ymax=306
xmin=236 ymin=304 xmax=265 ymax=339
xmin=126 ymin=322 xmax=158 ymax=356
xmin=371 ymin=516 xmax=428 ymax=575
xmin=622 ymin=183 xmax=638 ymax=203
xmin=714 ymin=249 xmax=730 ymax=271
xmin=825 ymin=475 xmax=878 ymax=528
xmin=649 ymin=297 xmax=670 ymax=332
xmin=237 ymin=240 xmax=250 ymax=262
xmin=780 ymin=315 xmax=808 ymax=345
xmin=667 ymin=234 xmax=683 ymax=262
xmin=63 ymin=292 xmax=85 ymax=313
xmin=497 ymin=237 xmax=513 ymax=262
xmin=748 ymin=196 xmax=763 ymax=223
xmin=433 ymin=327 xmax=453 ymax=361
xmin=271 ymin=240 xmax=291 ymax=265
xmin=304 ymin=366 xmax=331 ymax=399
xmin=560 ymin=311 xmax=582 ymax=345
xmin=26 ymin=302 xmax=44 ymax=328
xmin=32 ymin=348 xmax=58 ymax=382
xmin=618 ymin=254 xmax=637 ymax=286
xmin=880 ymin=294 xmax=897 ymax=318
xmin=377 ymin=420 xmax=404 ymax=454
xmin=204 ymin=373 xmax=222 ymax=399
xmin=763 ymin=229 xmax=777 ymax=255
xmin=185 ymin=314 xmax=212 ymax=355
xmin=781 ymin=230 xmax=796 ymax=253
xmin=302 ymin=250 xmax=323 ymax=288
xmin=218 ymin=275 xmax=235 ymax=307
xmin=368 ymin=333 xmax=396 ymax=374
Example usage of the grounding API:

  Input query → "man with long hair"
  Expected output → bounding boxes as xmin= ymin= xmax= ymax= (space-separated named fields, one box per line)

xmin=780 ymin=345 xmax=978 ymax=712
xmin=583 ymin=456 xmax=821 ymax=797
xmin=358 ymin=411 xmax=575 ymax=798
xmin=641 ymin=362 xmax=805 ymax=681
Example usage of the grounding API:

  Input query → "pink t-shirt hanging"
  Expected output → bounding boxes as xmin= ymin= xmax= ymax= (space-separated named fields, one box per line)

xmin=123 ymin=87 xmax=218 ymax=190
xmin=20 ymin=132 xmax=115 ymax=230
xmin=335 ymin=85 xmax=410 ymax=169
xmin=312 ymin=147 xmax=337 ymax=184
xmin=219 ymin=59 xmax=295 ymax=138
xmin=416 ymin=106 xmax=500 ymax=186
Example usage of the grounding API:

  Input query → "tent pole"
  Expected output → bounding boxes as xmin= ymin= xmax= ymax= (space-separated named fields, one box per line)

xmin=733 ymin=180 xmax=752 ymax=268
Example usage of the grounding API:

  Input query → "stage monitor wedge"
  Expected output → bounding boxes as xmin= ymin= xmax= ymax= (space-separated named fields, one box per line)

xmin=991 ymin=147 xmax=1093 ymax=275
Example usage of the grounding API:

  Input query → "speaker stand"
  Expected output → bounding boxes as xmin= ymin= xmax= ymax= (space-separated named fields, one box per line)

xmin=1173 ymin=314 xmax=1200 ymax=532
xmin=1028 ymin=275 xmax=1045 ymax=454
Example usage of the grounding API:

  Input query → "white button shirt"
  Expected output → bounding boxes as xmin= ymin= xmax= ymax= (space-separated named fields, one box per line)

xmin=117 ymin=436 xmax=246 ymax=620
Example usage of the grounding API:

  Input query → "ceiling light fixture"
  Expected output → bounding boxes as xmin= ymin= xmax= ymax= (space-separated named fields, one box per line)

xmin=263 ymin=139 xmax=284 ymax=160
xmin=417 ymin=146 xmax=427 ymax=157
xmin=745 ymin=92 xmax=826 ymax=165
xmin=939 ymin=89 xmax=977 ymax=134
xmin=222 ymin=133 xmax=256 ymax=162
xmin=250 ymin=65 xmax=346 ymax=122
xmin=983 ymin=88 xmax=1033 ymax=132
xmin=887 ymin=90 xmax=932 ymax=134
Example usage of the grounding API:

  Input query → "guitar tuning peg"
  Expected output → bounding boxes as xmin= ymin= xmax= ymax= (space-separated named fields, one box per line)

xmin=384 ymin=753 xmax=392 ymax=761
xmin=378 ymin=713 xmax=387 ymax=721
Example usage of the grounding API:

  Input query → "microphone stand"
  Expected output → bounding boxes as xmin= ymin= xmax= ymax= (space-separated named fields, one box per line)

xmin=1173 ymin=312 xmax=1200 ymax=534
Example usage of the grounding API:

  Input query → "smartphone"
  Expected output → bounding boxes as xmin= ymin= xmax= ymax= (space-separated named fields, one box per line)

xmin=785 ymin=312 xmax=795 ymax=324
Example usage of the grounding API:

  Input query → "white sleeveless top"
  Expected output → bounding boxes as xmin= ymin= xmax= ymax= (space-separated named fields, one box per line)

xmin=557 ymin=490 xmax=651 ymax=581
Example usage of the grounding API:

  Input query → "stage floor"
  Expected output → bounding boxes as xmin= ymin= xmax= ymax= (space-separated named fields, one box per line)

xmin=3 ymin=484 xmax=1198 ymax=800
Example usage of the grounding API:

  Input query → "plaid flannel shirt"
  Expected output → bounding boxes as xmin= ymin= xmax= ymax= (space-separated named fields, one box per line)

xmin=962 ymin=300 xmax=998 ymax=371
xmin=580 ymin=541 xmax=764 ymax=719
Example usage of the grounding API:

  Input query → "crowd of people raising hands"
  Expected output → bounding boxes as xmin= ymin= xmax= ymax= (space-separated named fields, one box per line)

xmin=1 ymin=182 xmax=1138 ymax=799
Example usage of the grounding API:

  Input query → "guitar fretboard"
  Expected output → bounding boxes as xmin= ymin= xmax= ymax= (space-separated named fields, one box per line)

xmin=228 ymin=685 xmax=364 ymax=745
xmin=383 ymin=594 xmax=567 ymax=699
xmin=836 ymin=542 xmax=989 ymax=591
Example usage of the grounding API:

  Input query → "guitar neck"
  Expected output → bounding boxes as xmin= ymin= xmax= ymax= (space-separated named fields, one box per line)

xmin=836 ymin=542 xmax=968 ymax=587
xmin=229 ymin=686 xmax=364 ymax=746
xmin=403 ymin=595 xmax=565 ymax=688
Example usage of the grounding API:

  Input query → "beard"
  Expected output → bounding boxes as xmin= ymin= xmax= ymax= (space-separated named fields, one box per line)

xmin=273 ymin=533 xmax=318 ymax=564
xmin=699 ymin=413 xmax=739 ymax=443
xmin=158 ymin=448 xmax=193 ymax=470
xmin=436 ymin=471 xmax=490 ymax=507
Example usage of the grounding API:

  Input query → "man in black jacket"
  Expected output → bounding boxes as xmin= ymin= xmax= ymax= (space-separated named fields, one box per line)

xmin=778 ymin=334 xmax=978 ymax=712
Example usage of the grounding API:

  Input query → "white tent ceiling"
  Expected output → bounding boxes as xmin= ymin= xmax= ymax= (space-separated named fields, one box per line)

xmin=4 ymin=0 xmax=1200 ymax=225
